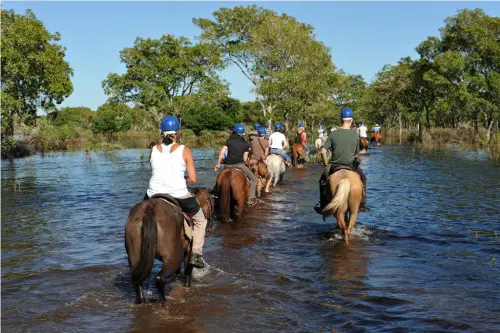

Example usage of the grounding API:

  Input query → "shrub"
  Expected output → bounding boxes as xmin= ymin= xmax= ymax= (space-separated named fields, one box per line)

xmin=182 ymin=104 xmax=232 ymax=134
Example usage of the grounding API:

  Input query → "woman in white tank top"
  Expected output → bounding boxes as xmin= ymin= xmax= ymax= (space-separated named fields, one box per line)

xmin=144 ymin=115 xmax=207 ymax=268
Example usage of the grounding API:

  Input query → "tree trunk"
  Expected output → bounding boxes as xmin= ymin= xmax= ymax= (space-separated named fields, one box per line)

xmin=398 ymin=111 xmax=403 ymax=145
xmin=425 ymin=106 xmax=431 ymax=132
xmin=486 ymin=113 xmax=493 ymax=144
xmin=417 ymin=110 xmax=423 ymax=143
xmin=284 ymin=111 xmax=289 ymax=135
xmin=473 ymin=113 xmax=478 ymax=144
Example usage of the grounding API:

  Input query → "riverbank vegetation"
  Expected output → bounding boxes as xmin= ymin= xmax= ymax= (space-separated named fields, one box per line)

xmin=1 ymin=6 xmax=498 ymax=159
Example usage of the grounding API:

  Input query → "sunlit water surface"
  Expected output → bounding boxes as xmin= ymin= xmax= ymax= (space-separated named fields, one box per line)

xmin=2 ymin=145 xmax=499 ymax=332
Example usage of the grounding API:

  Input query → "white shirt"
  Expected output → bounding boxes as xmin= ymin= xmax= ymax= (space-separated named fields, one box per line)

xmin=147 ymin=143 xmax=189 ymax=198
xmin=269 ymin=132 xmax=288 ymax=149
xmin=317 ymin=129 xmax=324 ymax=139
xmin=358 ymin=125 xmax=368 ymax=138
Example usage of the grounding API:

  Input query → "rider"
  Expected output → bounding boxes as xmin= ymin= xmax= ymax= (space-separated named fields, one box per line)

xmin=214 ymin=124 xmax=258 ymax=206
xmin=269 ymin=123 xmax=292 ymax=167
xmin=372 ymin=123 xmax=381 ymax=133
xmin=248 ymin=123 xmax=261 ymax=141
xmin=145 ymin=116 xmax=207 ymax=268
xmin=295 ymin=123 xmax=310 ymax=156
xmin=249 ymin=127 xmax=269 ymax=163
xmin=317 ymin=125 xmax=324 ymax=140
xmin=265 ymin=122 xmax=272 ymax=139
xmin=358 ymin=121 xmax=368 ymax=140
xmin=315 ymin=108 xmax=370 ymax=214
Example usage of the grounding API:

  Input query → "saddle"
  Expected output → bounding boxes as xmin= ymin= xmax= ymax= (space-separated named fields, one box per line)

xmin=151 ymin=193 xmax=194 ymax=241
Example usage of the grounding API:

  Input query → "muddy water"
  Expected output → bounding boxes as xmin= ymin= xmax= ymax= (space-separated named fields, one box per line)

xmin=2 ymin=146 xmax=499 ymax=332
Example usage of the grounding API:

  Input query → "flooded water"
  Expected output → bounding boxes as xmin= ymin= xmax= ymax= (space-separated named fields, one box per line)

xmin=2 ymin=146 xmax=499 ymax=332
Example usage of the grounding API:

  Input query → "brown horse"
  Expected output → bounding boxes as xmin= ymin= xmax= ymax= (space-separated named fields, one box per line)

xmin=359 ymin=137 xmax=369 ymax=154
xmin=248 ymin=159 xmax=269 ymax=198
xmin=124 ymin=188 xmax=213 ymax=304
xmin=214 ymin=167 xmax=249 ymax=223
xmin=371 ymin=132 xmax=383 ymax=146
xmin=321 ymin=170 xmax=362 ymax=244
xmin=292 ymin=143 xmax=307 ymax=167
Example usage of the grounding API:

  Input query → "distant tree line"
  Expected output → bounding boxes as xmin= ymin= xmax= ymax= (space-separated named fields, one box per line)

xmin=1 ymin=6 xmax=498 ymax=151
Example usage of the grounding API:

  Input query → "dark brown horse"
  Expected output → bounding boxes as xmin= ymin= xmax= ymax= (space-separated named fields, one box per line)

xmin=292 ymin=143 xmax=307 ymax=167
xmin=214 ymin=167 xmax=249 ymax=223
xmin=371 ymin=132 xmax=383 ymax=146
xmin=124 ymin=188 xmax=213 ymax=304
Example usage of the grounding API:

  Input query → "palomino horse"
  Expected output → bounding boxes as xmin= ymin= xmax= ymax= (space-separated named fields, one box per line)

xmin=292 ymin=143 xmax=307 ymax=167
xmin=359 ymin=137 xmax=369 ymax=154
xmin=315 ymin=138 xmax=323 ymax=150
xmin=214 ymin=167 xmax=249 ymax=223
xmin=322 ymin=170 xmax=362 ymax=244
xmin=124 ymin=188 xmax=214 ymax=304
xmin=371 ymin=132 xmax=383 ymax=146
xmin=266 ymin=154 xmax=286 ymax=187
xmin=248 ymin=159 xmax=269 ymax=198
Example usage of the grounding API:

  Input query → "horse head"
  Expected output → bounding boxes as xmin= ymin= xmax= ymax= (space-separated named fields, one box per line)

xmin=191 ymin=187 xmax=215 ymax=234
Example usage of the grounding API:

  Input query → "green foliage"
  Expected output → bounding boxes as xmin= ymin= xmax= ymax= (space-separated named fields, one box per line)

xmin=91 ymin=102 xmax=132 ymax=135
xmin=102 ymin=34 xmax=228 ymax=122
xmin=1 ymin=9 xmax=73 ymax=141
xmin=182 ymin=104 xmax=232 ymax=134
xmin=48 ymin=107 xmax=94 ymax=129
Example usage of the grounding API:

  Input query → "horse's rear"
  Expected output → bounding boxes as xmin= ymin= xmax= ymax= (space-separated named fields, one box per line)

xmin=266 ymin=154 xmax=286 ymax=187
xmin=321 ymin=169 xmax=362 ymax=244
xmin=371 ymin=132 xmax=382 ymax=146
xmin=250 ymin=160 xmax=269 ymax=198
xmin=215 ymin=168 xmax=249 ymax=222
xmin=315 ymin=138 xmax=323 ymax=150
xmin=125 ymin=199 xmax=184 ymax=304
xmin=359 ymin=137 xmax=369 ymax=154
xmin=292 ymin=143 xmax=306 ymax=167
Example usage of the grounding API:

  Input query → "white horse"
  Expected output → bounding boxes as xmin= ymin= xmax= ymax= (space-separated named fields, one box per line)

xmin=315 ymin=138 xmax=323 ymax=150
xmin=266 ymin=154 xmax=286 ymax=187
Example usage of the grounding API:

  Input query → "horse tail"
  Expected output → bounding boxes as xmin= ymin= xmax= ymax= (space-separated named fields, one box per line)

xmin=322 ymin=178 xmax=350 ymax=215
xmin=131 ymin=201 xmax=157 ymax=288
xmin=220 ymin=170 xmax=232 ymax=222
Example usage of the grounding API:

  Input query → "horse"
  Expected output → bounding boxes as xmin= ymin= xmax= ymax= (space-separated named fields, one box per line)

xmin=359 ymin=137 xmax=369 ymax=154
xmin=248 ymin=159 xmax=270 ymax=198
xmin=214 ymin=167 xmax=249 ymax=223
xmin=321 ymin=169 xmax=362 ymax=244
xmin=266 ymin=154 xmax=286 ymax=187
xmin=315 ymin=138 xmax=323 ymax=150
xmin=292 ymin=143 xmax=307 ymax=167
xmin=371 ymin=132 xmax=383 ymax=146
xmin=124 ymin=188 xmax=214 ymax=304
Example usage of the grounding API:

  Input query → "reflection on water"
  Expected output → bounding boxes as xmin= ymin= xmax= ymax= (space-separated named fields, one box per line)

xmin=2 ymin=146 xmax=499 ymax=332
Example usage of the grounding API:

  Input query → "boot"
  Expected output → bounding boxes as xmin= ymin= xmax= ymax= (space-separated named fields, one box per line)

xmin=359 ymin=202 xmax=371 ymax=213
xmin=189 ymin=252 xmax=205 ymax=268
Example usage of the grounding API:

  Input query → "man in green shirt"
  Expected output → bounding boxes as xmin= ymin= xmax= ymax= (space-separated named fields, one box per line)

xmin=315 ymin=108 xmax=370 ymax=214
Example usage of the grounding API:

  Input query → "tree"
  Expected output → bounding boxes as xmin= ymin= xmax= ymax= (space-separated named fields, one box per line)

xmin=48 ymin=107 xmax=95 ymax=130
xmin=1 ymin=9 xmax=73 ymax=142
xmin=91 ymin=102 xmax=132 ymax=135
xmin=102 ymin=34 xmax=227 ymax=123
xmin=182 ymin=104 xmax=232 ymax=134
xmin=195 ymin=6 xmax=335 ymax=128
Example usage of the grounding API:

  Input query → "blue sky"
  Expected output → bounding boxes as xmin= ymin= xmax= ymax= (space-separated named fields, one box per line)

xmin=4 ymin=1 xmax=500 ymax=110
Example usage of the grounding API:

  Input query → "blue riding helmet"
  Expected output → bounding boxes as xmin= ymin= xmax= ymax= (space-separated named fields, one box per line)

xmin=160 ymin=116 xmax=180 ymax=131
xmin=233 ymin=124 xmax=245 ymax=134
xmin=254 ymin=123 xmax=261 ymax=130
xmin=258 ymin=127 xmax=267 ymax=136
xmin=265 ymin=122 xmax=270 ymax=127
xmin=298 ymin=123 xmax=304 ymax=128
xmin=340 ymin=108 xmax=354 ymax=119
xmin=358 ymin=121 xmax=365 ymax=125
xmin=275 ymin=123 xmax=283 ymax=131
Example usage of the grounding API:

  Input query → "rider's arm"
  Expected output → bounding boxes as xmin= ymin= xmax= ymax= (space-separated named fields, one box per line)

xmin=183 ymin=147 xmax=197 ymax=183
xmin=243 ymin=151 xmax=249 ymax=162
xmin=264 ymin=147 xmax=269 ymax=158
xmin=321 ymin=147 xmax=329 ymax=167
xmin=214 ymin=145 xmax=228 ymax=172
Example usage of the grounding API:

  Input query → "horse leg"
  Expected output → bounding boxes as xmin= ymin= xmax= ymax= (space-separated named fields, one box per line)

xmin=134 ymin=283 xmax=147 ymax=304
xmin=155 ymin=258 xmax=182 ymax=303
xmin=336 ymin=209 xmax=348 ymax=244
xmin=235 ymin=195 xmax=246 ymax=221
xmin=184 ymin=264 xmax=194 ymax=287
